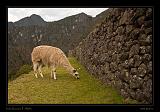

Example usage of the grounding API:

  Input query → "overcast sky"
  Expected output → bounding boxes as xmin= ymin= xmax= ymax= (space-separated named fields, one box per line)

xmin=8 ymin=8 xmax=108 ymax=22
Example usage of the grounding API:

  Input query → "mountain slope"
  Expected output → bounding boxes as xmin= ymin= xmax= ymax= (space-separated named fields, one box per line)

xmin=8 ymin=12 xmax=93 ymax=76
xmin=8 ymin=57 xmax=137 ymax=104
xmin=8 ymin=10 xmax=109 ymax=77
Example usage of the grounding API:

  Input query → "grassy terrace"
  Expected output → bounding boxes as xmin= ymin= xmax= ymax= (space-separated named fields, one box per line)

xmin=8 ymin=57 xmax=137 ymax=104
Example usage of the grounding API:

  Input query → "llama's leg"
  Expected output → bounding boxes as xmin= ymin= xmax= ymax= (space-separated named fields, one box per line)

xmin=51 ymin=66 xmax=56 ymax=80
xmin=38 ymin=64 xmax=44 ymax=78
xmin=53 ymin=70 xmax=57 ymax=80
xmin=51 ymin=70 xmax=53 ymax=79
xmin=33 ymin=62 xmax=39 ymax=78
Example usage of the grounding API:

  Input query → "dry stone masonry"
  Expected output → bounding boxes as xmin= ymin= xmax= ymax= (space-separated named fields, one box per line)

xmin=70 ymin=8 xmax=152 ymax=103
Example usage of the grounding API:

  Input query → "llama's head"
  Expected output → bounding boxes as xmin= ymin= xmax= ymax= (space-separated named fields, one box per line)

xmin=72 ymin=69 xmax=79 ymax=79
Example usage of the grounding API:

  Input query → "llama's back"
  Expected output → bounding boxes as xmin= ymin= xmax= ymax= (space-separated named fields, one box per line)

xmin=31 ymin=45 xmax=52 ymax=62
xmin=31 ymin=45 xmax=68 ymax=66
xmin=46 ymin=46 xmax=69 ymax=67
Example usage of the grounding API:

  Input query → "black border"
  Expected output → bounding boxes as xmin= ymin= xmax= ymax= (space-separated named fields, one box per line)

xmin=154 ymin=5 xmax=160 ymax=112
xmin=1 ymin=1 xmax=159 ymax=112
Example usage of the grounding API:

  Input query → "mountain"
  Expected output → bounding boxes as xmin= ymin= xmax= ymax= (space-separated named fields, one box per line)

xmin=93 ymin=8 xmax=112 ymax=25
xmin=8 ymin=12 xmax=97 ymax=77
xmin=8 ymin=22 xmax=14 ymax=26
xmin=13 ymin=14 xmax=46 ymax=27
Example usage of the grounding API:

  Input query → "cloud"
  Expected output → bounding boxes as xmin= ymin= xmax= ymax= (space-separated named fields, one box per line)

xmin=8 ymin=8 xmax=108 ymax=22
xmin=8 ymin=13 xmax=19 ymax=22
xmin=8 ymin=8 xmax=43 ymax=22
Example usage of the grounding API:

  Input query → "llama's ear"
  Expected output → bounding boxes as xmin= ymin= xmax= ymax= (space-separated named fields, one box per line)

xmin=73 ymin=69 xmax=76 ymax=73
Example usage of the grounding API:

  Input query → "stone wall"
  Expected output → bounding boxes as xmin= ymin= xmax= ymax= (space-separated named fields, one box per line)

xmin=69 ymin=8 xmax=152 ymax=103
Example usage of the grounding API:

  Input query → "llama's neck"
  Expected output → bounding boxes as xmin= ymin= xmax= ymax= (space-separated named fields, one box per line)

xmin=61 ymin=59 xmax=74 ymax=74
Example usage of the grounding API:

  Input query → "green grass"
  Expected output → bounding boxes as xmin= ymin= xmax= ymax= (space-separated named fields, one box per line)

xmin=8 ymin=57 xmax=138 ymax=104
